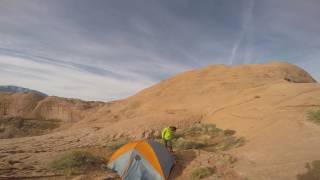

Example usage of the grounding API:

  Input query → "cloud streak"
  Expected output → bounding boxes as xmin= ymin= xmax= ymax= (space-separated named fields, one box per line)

xmin=229 ymin=0 xmax=255 ymax=65
xmin=0 ymin=55 xmax=152 ymax=101
xmin=0 ymin=0 xmax=319 ymax=100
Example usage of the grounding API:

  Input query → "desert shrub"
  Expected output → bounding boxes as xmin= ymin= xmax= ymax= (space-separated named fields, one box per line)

xmin=178 ymin=123 xmax=222 ymax=138
xmin=297 ymin=160 xmax=320 ymax=180
xmin=172 ymin=123 xmax=245 ymax=151
xmin=233 ymin=137 xmax=246 ymax=148
xmin=174 ymin=137 xmax=206 ymax=150
xmin=312 ymin=160 xmax=320 ymax=170
xmin=49 ymin=150 xmax=104 ymax=174
xmin=222 ymin=154 xmax=237 ymax=164
xmin=223 ymin=129 xmax=236 ymax=136
xmin=215 ymin=137 xmax=245 ymax=151
xmin=202 ymin=124 xmax=222 ymax=134
xmin=191 ymin=166 xmax=215 ymax=180
xmin=37 ymin=120 xmax=60 ymax=130
xmin=307 ymin=110 xmax=320 ymax=124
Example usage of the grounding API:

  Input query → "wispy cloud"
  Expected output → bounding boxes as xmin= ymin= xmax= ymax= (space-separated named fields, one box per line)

xmin=0 ymin=0 xmax=319 ymax=100
xmin=229 ymin=0 xmax=255 ymax=65
xmin=0 ymin=55 xmax=152 ymax=101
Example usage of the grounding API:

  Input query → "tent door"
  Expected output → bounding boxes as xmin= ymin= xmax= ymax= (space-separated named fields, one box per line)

xmin=123 ymin=154 xmax=155 ymax=180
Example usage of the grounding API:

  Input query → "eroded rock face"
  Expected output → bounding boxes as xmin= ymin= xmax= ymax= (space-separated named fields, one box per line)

xmin=0 ymin=92 xmax=45 ymax=117
xmin=0 ymin=93 xmax=104 ymax=138
xmin=31 ymin=96 xmax=101 ymax=122
xmin=0 ymin=93 xmax=103 ymax=122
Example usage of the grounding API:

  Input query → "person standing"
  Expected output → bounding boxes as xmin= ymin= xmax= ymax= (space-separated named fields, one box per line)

xmin=161 ymin=126 xmax=177 ymax=152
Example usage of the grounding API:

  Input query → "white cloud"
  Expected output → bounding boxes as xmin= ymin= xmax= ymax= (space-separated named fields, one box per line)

xmin=0 ymin=0 xmax=319 ymax=101
xmin=0 ymin=55 xmax=153 ymax=101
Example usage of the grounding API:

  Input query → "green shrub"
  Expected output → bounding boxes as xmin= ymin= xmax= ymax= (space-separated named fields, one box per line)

xmin=180 ymin=124 xmax=222 ymax=137
xmin=174 ymin=137 xmax=206 ymax=150
xmin=223 ymin=129 xmax=236 ymax=136
xmin=215 ymin=137 xmax=245 ymax=151
xmin=202 ymin=124 xmax=222 ymax=134
xmin=312 ymin=160 xmax=320 ymax=170
xmin=308 ymin=110 xmax=320 ymax=124
xmin=175 ymin=124 xmax=221 ymax=144
xmin=191 ymin=166 xmax=215 ymax=180
xmin=172 ymin=123 xmax=245 ymax=151
xmin=49 ymin=150 xmax=104 ymax=174
xmin=37 ymin=120 xmax=60 ymax=130
xmin=297 ymin=160 xmax=320 ymax=180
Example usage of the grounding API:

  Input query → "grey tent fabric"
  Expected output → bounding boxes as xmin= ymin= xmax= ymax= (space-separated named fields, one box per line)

xmin=108 ymin=151 xmax=132 ymax=177
xmin=123 ymin=151 xmax=162 ymax=180
xmin=146 ymin=140 xmax=175 ymax=178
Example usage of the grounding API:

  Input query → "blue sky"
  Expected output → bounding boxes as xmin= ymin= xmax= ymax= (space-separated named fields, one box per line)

xmin=0 ymin=0 xmax=319 ymax=101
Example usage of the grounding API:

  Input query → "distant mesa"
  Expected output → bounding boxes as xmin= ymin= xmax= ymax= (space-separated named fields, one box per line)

xmin=0 ymin=85 xmax=47 ymax=96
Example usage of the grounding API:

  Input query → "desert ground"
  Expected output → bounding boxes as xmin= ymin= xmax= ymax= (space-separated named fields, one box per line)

xmin=1 ymin=61 xmax=320 ymax=180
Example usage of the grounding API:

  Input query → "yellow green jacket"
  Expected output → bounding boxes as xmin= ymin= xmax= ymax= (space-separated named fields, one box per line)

xmin=162 ymin=127 xmax=173 ymax=140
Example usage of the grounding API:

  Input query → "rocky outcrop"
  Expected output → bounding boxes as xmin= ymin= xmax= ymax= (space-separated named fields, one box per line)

xmin=0 ymin=93 xmax=103 ymax=123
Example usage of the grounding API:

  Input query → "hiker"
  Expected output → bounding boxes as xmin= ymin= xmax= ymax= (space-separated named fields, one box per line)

xmin=161 ymin=126 xmax=177 ymax=152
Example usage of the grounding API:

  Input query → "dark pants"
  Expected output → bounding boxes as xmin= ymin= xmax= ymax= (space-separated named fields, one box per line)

xmin=163 ymin=139 xmax=173 ymax=152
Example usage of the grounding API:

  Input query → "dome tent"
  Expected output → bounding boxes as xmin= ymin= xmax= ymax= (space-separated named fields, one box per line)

xmin=108 ymin=139 xmax=175 ymax=180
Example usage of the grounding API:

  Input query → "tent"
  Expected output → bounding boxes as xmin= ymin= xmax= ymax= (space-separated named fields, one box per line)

xmin=108 ymin=139 xmax=175 ymax=180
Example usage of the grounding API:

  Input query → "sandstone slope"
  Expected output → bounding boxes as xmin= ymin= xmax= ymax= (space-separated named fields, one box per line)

xmin=1 ymin=61 xmax=320 ymax=179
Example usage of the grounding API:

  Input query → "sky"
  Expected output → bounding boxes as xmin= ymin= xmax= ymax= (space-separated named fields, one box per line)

xmin=0 ymin=0 xmax=320 ymax=101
